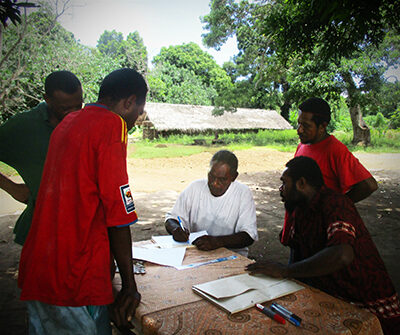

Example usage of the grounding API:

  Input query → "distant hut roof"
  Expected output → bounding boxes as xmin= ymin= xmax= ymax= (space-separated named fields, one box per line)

xmin=140 ymin=102 xmax=292 ymax=132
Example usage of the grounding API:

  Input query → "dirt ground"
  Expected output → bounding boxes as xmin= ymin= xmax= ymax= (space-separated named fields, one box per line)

xmin=0 ymin=147 xmax=399 ymax=334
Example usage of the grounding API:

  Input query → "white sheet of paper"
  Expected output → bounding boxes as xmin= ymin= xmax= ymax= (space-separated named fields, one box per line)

xmin=151 ymin=230 xmax=208 ymax=248
xmin=132 ymin=246 xmax=186 ymax=268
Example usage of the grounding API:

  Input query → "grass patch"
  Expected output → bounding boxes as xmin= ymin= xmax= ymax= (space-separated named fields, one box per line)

xmin=127 ymin=128 xmax=400 ymax=160
xmin=128 ymin=142 xmax=208 ymax=159
xmin=334 ymin=129 xmax=400 ymax=153
xmin=128 ymin=142 xmax=262 ymax=159
xmin=2 ymin=129 xmax=399 ymax=176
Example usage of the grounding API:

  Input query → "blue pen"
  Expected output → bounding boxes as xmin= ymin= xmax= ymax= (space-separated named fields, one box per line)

xmin=271 ymin=303 xmax=302 ymax=323
xmin=177 ymin=216 xmax=184 ymax=230
xmin=270 ymin=303 xmax=301 ymax=327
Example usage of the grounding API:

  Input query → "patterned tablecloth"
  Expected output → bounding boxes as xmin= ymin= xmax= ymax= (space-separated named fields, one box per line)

xmin=113 ymin=242 xmax=383 ymax=335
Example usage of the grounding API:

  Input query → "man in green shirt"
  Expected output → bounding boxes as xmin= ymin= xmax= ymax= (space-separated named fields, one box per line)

xmin=0 ymin=70 xmax=83 ymax=245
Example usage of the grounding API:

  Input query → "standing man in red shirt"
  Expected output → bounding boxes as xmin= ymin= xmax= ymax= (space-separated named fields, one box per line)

xmin=281 ymin=97 xmax=378 ymax=244
xmin=18 ymin=68 xmax=147 ymax=334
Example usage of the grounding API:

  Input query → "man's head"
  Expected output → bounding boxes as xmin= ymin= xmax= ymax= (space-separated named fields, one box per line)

xmin=297 ymin=97 xmax=331 ymax=144
xmin=98 ymin=68 xmax=148 ymax=130
xmin=44 ymin=71 xmax=83 ymax=125
xmin=280 ymin=156 xmax=324 ymax=212
xmin=208 ymin=150 xmax=239 ymax=197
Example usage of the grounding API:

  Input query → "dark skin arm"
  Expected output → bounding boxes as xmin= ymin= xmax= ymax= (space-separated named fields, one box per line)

xmin=108 ymin=226 xmax=140 ymax=329
xmin=165 ymin=218 xmax=254 ymax=251
xmin=193 ymin=231 xmax=254 ymax=251
xmin=346 ymin=177 xmax=378 ymax=203
xmin=246 ymin=244 xmax=354 ymax=278
xmin=0 ymin=172 xmax=29 ymax=204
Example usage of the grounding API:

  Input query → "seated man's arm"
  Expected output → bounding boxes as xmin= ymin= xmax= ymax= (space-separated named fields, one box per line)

xmin=0 ymin=172 xmax=29 ymax=203
xmin=165 ymin=218 xmax=189 ymax=242
xmin=346 ymin=176 xmax=378 ymax=203
xmin=193 ymin=231 xmax=254 ymax=251
xmin=246 ymin=244 xmax=354 ymax=278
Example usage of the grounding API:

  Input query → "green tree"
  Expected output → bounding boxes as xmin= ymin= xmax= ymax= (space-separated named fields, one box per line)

xmin=149 ymin=42 xmax=232 ymax=107
xmin=202 ymin=0 xmax=296 ymax=119
xmin=148 ymin=61 xmax=217 ymax=105
xmin=261 ymin=0 xmax=400 ymax=61
xmin=97 ymin=29 xmax=124 ymax=57
xmin=258 ymin=0 xmax=400 ymax=144
xmin=202 ymin=0 xmax=400 ymax=145
xmin=0 ymin=5 xmax=121 ymax=122
xmin=97 ymin=29 xmax=148 ymax=73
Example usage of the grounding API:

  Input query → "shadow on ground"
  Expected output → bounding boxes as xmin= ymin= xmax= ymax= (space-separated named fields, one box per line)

xmin=0 ymin=170 xmax=399 ymax=334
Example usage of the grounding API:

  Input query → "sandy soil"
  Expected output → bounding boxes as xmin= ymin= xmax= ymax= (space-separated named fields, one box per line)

xmin=0 ymin=147 xmax=399 ymax=334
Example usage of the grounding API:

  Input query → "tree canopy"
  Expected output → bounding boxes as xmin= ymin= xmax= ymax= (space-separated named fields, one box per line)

xmin=0 ymin=5 xmax=120 ymax=121
xmin=1 ymin=0 xmax=399 ymax=143
xmin=259 ymin=0 xmax=400 ymax=61
xmin=97 ymin=29 xmax=148 ymax=73
xmin=201 ymin=0 xmax=400 ymax=144
xmin=148 ymin=42 xmax=233 ymax=107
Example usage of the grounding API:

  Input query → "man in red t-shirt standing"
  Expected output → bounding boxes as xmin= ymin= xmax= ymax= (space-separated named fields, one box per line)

xmin=18 ymin=68 xmax=147 ymax=334
xmin=281 ymin=97 xmax=378 ymax=244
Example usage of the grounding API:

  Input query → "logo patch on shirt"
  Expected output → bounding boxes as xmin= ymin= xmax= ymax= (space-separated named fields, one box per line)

xmin=120 ymin=184 xmax=135 ymax=214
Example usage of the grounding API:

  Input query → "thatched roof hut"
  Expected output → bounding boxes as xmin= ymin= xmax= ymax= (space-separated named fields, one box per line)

xmin=137 ymin=102 xmax=292 ymax=138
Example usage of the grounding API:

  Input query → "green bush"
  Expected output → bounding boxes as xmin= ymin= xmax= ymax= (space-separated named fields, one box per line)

xmin=389 ymin=108 xmax=400 ymax=129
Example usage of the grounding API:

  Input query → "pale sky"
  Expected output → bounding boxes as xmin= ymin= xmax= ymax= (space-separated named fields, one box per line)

xmin=53 ymin=0 xmax=238 ymax=67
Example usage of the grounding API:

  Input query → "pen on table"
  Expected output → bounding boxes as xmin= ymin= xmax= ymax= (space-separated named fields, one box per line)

xmin=255 ymin=304 xmax=286 ymax=325
xmin=270 ymin=303 xmax=301 ymax=326
xmin=271 ymin=302 xmax=302 ymax=323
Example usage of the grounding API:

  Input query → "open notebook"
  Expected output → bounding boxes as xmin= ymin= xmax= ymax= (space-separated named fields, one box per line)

xmin=192 ymin=273 xmax=303 ymax=314
xmin=151 ymin=230 xmax=208 ymax=248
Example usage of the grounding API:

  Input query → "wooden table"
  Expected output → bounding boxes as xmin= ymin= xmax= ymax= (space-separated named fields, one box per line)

xmin=113 ymin=243 xmax=383 ymax=335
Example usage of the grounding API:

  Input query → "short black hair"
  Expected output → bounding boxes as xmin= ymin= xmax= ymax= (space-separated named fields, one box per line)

xmin=98 ymin=68 xmax=148 ymax=105
xmin=299 ymin=97 xmax=331 ymax=126
xmin=285 ymin=156 xmax=324 ymax=189
xmin=45 ymin=71 xmax=81 ymax=97
xmin=210 ymin=150 xmax=238 ymax=174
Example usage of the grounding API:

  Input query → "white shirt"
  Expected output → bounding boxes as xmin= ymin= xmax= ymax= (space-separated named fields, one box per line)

xmin=166 ymin=179 xmax=258 ymax=256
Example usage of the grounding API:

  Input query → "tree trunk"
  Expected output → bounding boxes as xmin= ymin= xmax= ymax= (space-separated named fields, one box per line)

xmin=349 ymin=104 xmax=371 ymax=146
xmin=280 ymin=81 xmax=291 ymax=121
xmin=280 ymin=101 xmax=291 ymax=121
xmin=341 ymin=71 xmax=371 ymax=146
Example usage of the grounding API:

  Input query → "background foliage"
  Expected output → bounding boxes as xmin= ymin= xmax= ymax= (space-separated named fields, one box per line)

xmin=0 ymin=0 xmax=399 ymax=145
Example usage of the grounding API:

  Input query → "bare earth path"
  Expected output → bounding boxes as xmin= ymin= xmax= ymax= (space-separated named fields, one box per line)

xmin=0 ymin=147 xmax=399 ymax=334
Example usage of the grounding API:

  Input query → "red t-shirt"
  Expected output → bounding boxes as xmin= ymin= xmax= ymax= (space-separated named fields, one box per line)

xmin=295 ymin=135 xmax=372 ymax=194
xmin=281 ymin=135 xmax=373 ymax=245
xmin=18 ymin=104 xmax=138 ymax=306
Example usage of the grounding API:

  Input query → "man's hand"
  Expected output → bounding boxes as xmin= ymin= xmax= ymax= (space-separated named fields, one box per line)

xmin=109 ymin=289 xmax=141 ymax=329
xmin=171 ymin=227 xmax=189 ymax=242
xmin=192 ymin=235 xmax=222 ymax=251
xmin=245 ymin=260 xmax=289 ymax=278
xmin=0 ymin=173 xmax=30 ymax=204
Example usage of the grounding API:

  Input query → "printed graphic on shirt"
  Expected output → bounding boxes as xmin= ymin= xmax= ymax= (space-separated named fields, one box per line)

xmin=120 ymin=184 xmax=135 ymax=213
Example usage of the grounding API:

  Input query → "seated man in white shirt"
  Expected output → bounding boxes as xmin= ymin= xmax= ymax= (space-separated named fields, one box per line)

xmin=165 ymin=150 xmax=258 ymax=257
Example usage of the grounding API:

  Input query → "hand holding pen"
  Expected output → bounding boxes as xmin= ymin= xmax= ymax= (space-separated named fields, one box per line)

xmin=171 ymin=216 xmax=190 ymax=242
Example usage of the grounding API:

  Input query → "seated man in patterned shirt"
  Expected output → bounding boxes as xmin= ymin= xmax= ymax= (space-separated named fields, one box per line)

xmin=246 ymin=156 xmax=400 ymax=335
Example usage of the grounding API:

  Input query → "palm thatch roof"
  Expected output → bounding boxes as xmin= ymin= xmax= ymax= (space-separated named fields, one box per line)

xmin=138 ymin=102 xmax=292 ymax=133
